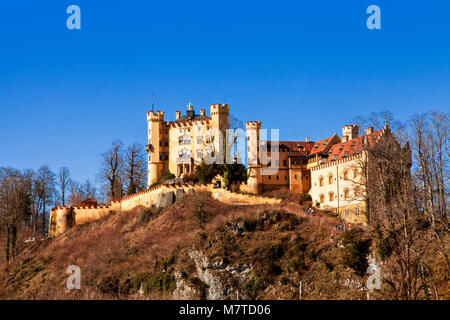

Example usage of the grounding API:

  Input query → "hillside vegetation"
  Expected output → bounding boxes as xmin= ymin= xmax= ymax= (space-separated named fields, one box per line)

xmin=0 ymin=191 xmax=447 ymax=300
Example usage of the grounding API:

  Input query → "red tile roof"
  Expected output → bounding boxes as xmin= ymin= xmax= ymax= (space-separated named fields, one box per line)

xmin=309 ymin=135 xmax=339 ymax=155
xmin=266 ymin=141 xmax=315 ymax=154
xmin=327 ymin=130 xmax=383 ymax=162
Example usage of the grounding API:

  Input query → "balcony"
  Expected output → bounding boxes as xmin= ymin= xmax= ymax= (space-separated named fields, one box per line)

xmin=176 ymin=156 xmax=192 ymax=164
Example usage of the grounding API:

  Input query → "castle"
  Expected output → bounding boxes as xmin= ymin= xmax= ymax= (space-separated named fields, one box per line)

xmin=49 ymin=102 xmax=409 ymax=237
xmin=147 ymin=103 xmax=409 ymax=223
xmin=146 ymin=103 xmax=229 ymax=186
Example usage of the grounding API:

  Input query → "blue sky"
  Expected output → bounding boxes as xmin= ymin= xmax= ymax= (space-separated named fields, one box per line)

xmin=0 ymin=0 xmax=449 ymax=184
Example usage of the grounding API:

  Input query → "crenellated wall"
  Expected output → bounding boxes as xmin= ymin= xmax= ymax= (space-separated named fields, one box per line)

xmin=48 ymin=182 xmax=281 ymax=238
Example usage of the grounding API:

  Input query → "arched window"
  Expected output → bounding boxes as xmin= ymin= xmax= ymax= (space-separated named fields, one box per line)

xmin=328 ymin=174 xmax=333 ymax=184
xmin=329 ymin=192 xmax=334 ymax=202
xmin=319 ymin=176 xmax=324 ymax=187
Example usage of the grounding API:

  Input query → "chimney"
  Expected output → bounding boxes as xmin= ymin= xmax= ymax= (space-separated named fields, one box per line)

xmin=176 ymin=111 xmax=181 ymax=120
xmin=200 ymin=109 xmax=205 ymax=116
xmin=305 ymin=137 xmax=309 ymax=142
xmin=365 ymin=126 xmax=374 ymax=135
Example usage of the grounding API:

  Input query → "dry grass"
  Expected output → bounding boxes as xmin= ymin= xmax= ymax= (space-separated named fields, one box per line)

xmin=1 ymin=191 xmax=446 ymax=300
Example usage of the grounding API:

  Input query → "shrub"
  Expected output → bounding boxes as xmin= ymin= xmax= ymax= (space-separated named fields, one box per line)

xmin=265 ymin=260 xmax=282 ymax=275
xmin=340 ymin=228 xmax=371 ymax=276
xmin=98 ymin=273 xmax=132 ymax=296
xmin=243 ymin=276 xmax=266 ymax=299
xmin=135 ymin=207 xmax=163 ymax=226
xmin=194 ymin=160 xmax=222 ymax=184
xmin=164 ymin=172 xmax=176 ymax=180
xmin=299 ymin=193 xmax=312 ymax=205
xmin=194 ymin=201 xmax=208 ymax=230
xmin=142 ymin=272 xmax=176 ymax=294
xmin=261 ymin=244 xmax=284 ymax=261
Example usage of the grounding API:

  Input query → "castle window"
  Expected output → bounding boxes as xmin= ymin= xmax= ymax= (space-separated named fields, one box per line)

xmin=283 ymin=160 xmax=287 ymax=167
xmin=164 ymin=141 xmax=169 ymax=147
xmin=319 ymin=194 xmax=325 ymax=204
xmin=344 ymin=188 xmax=350 ymax=199
xmin=329 ymin=192 xmax=334 ymax=202
xmin=295 ymin=174 xmax=298 ymax=179
xmin=276 ymin=175 xmax=279 ymax=180
xmin=343 ymin=151 xmax=349 ymax=158
xmin=197 ymin=137 xmax=202 ymax=144
xmin=284 ymin=175 xmax=287 ymax=180
xmin=268 ymin=175 xmax=271 ymax=180
xmin=328 ymin=174 xmax=333 ymax=185
xmin=343 ymin=170 xmax=349 ymax=180
xmin=319 ymin=176 xmax=324 ymax=187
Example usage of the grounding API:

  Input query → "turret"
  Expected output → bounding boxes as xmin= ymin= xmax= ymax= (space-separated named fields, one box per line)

xmin=210 ymin=103 xmax=229 ymax=132
xmin=245 ymin=121 xmax=262 ymax=194
xmin=147 ymin=110 xmax=166 ymax=186
xmin=341 ymin=124 xmax=359 ymax=142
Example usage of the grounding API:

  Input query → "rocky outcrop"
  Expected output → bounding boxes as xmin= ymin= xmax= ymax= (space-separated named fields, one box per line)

xmin=156 ymin=191 xmax=175 ymax=208
xmin=184 ymin=249 xmax=253 ymax=300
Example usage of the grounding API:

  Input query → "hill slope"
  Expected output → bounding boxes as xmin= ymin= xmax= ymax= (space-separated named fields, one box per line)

xmin=0 ymin=192 xmax=382 ymax=299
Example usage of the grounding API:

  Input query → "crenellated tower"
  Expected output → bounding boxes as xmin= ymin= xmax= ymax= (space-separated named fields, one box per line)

xmin=210 ymin=103 xmax=230 ymax=133
xmin=341 ymin=124 xmax=359 ymax=143
xmin=245 ymin=120 xmax=262 ymax=194
xmin=146 ymin=110 xmax=169 ymax=186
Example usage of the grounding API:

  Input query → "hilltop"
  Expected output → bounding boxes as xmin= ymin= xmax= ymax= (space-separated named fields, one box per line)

xmin=0 ymin=190 xmax=447 ymax=300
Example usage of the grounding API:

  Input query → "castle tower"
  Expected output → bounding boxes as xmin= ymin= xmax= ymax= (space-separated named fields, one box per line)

xmin=246 ymin=121 xmax=263 ymax=194
xmin=341 ymin=124 xmax=359 ymax=142
xmin=146 ymin=110 xmax=167 ymax=186
xmin=210 ymin=103 xmax=230 ymax=133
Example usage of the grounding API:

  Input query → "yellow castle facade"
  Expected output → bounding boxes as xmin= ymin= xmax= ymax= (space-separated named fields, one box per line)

xmin=146 ymin=103 xmax=408 ymax=224
xmin=146 ymin=103 xmax=229 ymax=186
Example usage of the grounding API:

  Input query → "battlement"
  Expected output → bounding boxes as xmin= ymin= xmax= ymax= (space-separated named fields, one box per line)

xmin=210 ymin=103 xmax=230 ymax=115
xmin=246 ymin=121 xmax=262 ymax=129
xmin=147 ymin=110 xmax=165 ymax=122
xmin=341 ymin=124 xmax=359 ymax=142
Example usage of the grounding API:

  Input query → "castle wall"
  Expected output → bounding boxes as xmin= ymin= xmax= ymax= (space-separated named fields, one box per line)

xmin=310 ymin=154 xmax=367 ymax=224
xmin=48 ymin=182 xmax=278 ymax=238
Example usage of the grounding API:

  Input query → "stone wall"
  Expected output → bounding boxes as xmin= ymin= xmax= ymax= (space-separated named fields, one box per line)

xmin=48 ymin=182 xmax=281 ymax=238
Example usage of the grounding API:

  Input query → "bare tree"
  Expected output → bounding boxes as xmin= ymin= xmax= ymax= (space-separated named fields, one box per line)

xmin=97 ymin=140 xmax=124 ymax=201
xmin=81 ymin=179 xmax=97 ymax=200
xmin=68 ymin=179 xmax=83 ymax=206
xmin=0 ymin=168 xmax=33 ymax=262
xmin=34 ymin=165 xmax=55 ymax=236
xmin=58 ymin=167 xmax=70 ymax=206
xmin=124 ymin=143 xmax=147 ymax=195
xmin=411 ymin=111 xmax=449 ymax=272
